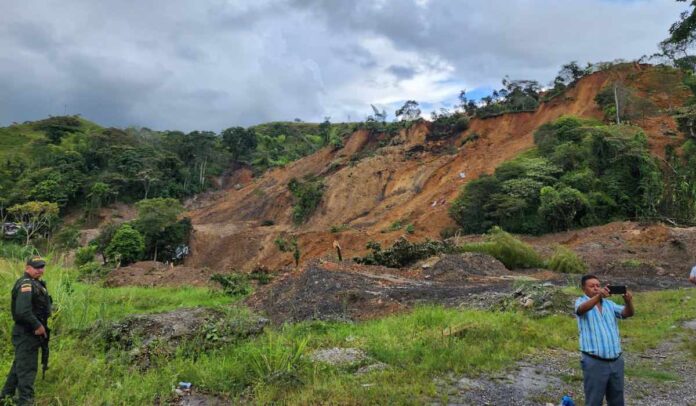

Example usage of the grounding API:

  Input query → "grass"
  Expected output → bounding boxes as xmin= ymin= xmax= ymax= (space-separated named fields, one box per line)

xmin=0 ymin=257 xmax=694 ymax=404
xmin=547 ymin=245 xmax=587 ymax=274
xmin=459 ymin=227 xmax=545 ymax=269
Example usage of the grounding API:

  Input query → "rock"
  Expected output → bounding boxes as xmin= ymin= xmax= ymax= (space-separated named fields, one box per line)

xmin=683 ymin=319 xmax=696 ymax=330
xmin=656 ymin=267 xmax=667 ymax=276
xmin=99 ymin=307 xmax=268 ymax=368
xmin=356 ymin=362 xmax=389 ymax=375
xmin=309 ymin=348 xmax=367 ymax=366
xmin=522 ymin=298 xmax=535 ymax=308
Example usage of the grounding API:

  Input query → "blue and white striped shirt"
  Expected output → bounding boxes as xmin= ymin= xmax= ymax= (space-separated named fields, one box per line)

xmin=575 ymin=295 xmax=625 ymax=359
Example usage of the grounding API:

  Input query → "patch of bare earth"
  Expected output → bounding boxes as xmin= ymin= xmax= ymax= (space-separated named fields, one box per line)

xmin=104 ymin=261 xmax=216 ymax=288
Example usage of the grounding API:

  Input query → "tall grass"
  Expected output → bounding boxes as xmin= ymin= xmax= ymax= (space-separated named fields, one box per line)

xmin=547 ymin=245 xmax=588 ymax=274
xmin=459 ymin=227 xmax=545 ymax=269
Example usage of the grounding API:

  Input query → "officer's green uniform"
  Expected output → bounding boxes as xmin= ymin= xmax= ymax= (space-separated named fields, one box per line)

xmin=1 ymin=258 xmax=51 ymax=406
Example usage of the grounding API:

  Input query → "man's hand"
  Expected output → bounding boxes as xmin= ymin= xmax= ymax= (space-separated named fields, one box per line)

xmin=600 ymin=286 xmax=610 ymax=298
xmin=34 ymin=325 xmax=47 ymax=338
xmin=623 ymin=291 xmax=633 ymax=302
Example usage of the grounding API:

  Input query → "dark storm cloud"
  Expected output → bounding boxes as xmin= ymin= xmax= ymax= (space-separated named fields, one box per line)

xmin=388 ymin=65 xmax=417 ymax=80
xmin=0 ymin=0 xmax=687 ymax=131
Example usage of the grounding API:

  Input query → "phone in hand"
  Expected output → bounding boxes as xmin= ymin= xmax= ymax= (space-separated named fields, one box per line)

xmin=608 ymin=285 xmax=627 ymax=295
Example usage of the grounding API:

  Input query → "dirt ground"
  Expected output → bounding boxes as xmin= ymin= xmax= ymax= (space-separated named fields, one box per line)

xmin=105 ymin=261 xmax=217 ymax=288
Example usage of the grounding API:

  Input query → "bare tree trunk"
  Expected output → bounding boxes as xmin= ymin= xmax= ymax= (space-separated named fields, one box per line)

xmin=153 ymin=245 xmax=158 ymax=262
xmin=614 ymin=83 xmax=621 ymax=125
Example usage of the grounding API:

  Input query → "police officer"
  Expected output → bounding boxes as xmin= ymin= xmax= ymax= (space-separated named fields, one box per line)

xmin=0 ymin=256 xmax=52 ymax=406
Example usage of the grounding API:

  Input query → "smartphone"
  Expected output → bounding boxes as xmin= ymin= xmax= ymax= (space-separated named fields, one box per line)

xmin=608 ymin=285 xmax=627 ymax=295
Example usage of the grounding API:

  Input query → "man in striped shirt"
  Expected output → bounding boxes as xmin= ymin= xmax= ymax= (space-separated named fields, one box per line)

xmin=575 ymin=274 xmax=634 ymax=406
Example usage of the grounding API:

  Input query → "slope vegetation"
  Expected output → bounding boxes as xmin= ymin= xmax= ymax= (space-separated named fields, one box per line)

xmin=187 ymin=65 xmax=688 ymax=271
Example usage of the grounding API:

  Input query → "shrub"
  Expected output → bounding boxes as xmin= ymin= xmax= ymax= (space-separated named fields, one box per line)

xmin=546 ymin=245 xmax=587 ymax=274
xmin=249 ymin=267 xmax=273 ymax=284
xmin=405 ymin=224 xmax=415 ymax=234
xmin=459 ymin=227 xmax=544 ymax=269
xmin=210 ymin=273 xmax=252 ymax=296
xmin=329 ymin=224 xmax=349 ymax=233
xmin=439 ymin=226 xmax=461 ymax=239
xmin=288 ymin=177 xmax=324 ymax=224
xmin=78 ymin=261 xmax=107 ymax=280
xmin=74 ymin=245 xmax=97 ymax=267
xmin=53 ymin=226 xmax=81 ymax=249
xmin=105 ymin=224 xmax=144 ymax=265
xmin=429 ymin=112 xmax=470 ymax=141
xmin=354 ymin=237 xmax=455 ymax=268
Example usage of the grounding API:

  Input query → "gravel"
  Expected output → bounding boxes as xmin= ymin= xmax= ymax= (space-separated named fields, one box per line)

xmin=432 ymin=321 xmax=696 ymax=405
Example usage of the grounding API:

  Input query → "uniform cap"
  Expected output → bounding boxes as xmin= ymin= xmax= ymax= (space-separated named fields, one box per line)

xmin=26 ymin=256 xmax=46 ymax=268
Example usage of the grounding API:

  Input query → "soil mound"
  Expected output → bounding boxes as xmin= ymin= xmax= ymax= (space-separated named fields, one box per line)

xmin=424 ymin=253 xmax=508 ymax=281
xmin=247 ymin=260 xmax=514 ymax=323
xmin=99 ymin=307 xmax=268 ymax=368
xmin=105 ymin=261 xmax=214 ymax=287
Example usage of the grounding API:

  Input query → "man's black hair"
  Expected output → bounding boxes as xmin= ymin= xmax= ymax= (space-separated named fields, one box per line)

xmin=580 ymin=274 xmax=599 ymax=287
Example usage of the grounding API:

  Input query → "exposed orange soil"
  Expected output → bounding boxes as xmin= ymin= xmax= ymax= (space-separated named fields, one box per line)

xmin=186 ymin=65 xmax=689 ymax=272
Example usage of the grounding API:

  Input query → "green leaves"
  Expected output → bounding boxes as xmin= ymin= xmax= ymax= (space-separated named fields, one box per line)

xmin=449 ymin=116 xmax=663 ymax=234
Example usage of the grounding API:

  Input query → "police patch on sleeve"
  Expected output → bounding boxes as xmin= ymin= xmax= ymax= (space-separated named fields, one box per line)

xmin=20 ymin=284 xmax=32 ymax=293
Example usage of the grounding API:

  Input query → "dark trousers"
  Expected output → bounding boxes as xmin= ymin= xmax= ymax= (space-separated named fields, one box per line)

xmin=581 ymin=353 xmax=625 ymax=406
xmin=1 ymin=331 xmax=40 ymax=406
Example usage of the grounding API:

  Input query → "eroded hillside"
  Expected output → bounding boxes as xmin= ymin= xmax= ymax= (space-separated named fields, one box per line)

xmin=186 ymin=65 xmax=689 ymax=271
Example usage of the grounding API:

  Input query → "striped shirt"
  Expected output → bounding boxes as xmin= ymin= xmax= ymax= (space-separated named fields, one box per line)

xmin=575 ymin=295 xmax=625 ymax=359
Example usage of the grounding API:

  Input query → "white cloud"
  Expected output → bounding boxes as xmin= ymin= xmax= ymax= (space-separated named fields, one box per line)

xmin=0 ymin=0 xmax=687 ymax=130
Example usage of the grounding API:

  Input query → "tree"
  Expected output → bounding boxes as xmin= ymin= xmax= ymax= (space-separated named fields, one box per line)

xmin=105 ymin=224 xmax=144 ymax=266
xmin=222 ymin=127 xmax=257 ymax=161
xmin=538 ymin=185 xmax=589 ymax=231
xmin=8 ymin=201 xmax=59 ymax=246
xmin=395 ymin=100 xmax=421 ymax=121
xmin=133 ymin=198 xmax=184 ymax=261
xmin=662 ymin=1 xmax=696 ymax=55
xmin=85 ymin=182 xmax=116 ymax=224
xmin=92 ymin=223 xmax=120 ymax=264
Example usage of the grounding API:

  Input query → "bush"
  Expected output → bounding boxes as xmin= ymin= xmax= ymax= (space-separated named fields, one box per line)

xmin=288 ymin=177 xmax=324 ymax=224
xmin=439 ymin=226 xmax=461 ymax=239
xmin=547 ymin=245 xmax=587 ymax=274
xmin=329 ymin=224 xmax=349 ymax=233
xmin=74 ymin=245 xmax=97 ymax=267
xmin=210 ymin=273 xmax=252 ymax=296
xmin=459 ymin=227 xmax=544 ymax=269
xmin=428 ymin=112 xmax=470 ymax=141
xmin=105 ymin=224 xmax=144 ymax=265
xmin=53 ymin=226 xmax=81 ymax=250
xmin=354 ymin=237 xmax=455 ymax=268
xmin=405 ymin=224 xmax=415 ymax=234
xmin=78 ymin=261 xmax=107 ymax=280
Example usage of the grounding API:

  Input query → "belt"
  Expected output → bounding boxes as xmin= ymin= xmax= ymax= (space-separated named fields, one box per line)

xmin=582 ymin=351 xmax=622 ymax=362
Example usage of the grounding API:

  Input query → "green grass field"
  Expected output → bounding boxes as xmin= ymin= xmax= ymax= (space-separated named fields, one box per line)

xmin=0 ymin=257 xmax=694 ymax=404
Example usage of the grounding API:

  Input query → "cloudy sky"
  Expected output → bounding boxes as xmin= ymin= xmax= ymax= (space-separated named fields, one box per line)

xmin=0 ymin=0 xmax=687 ymax=132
